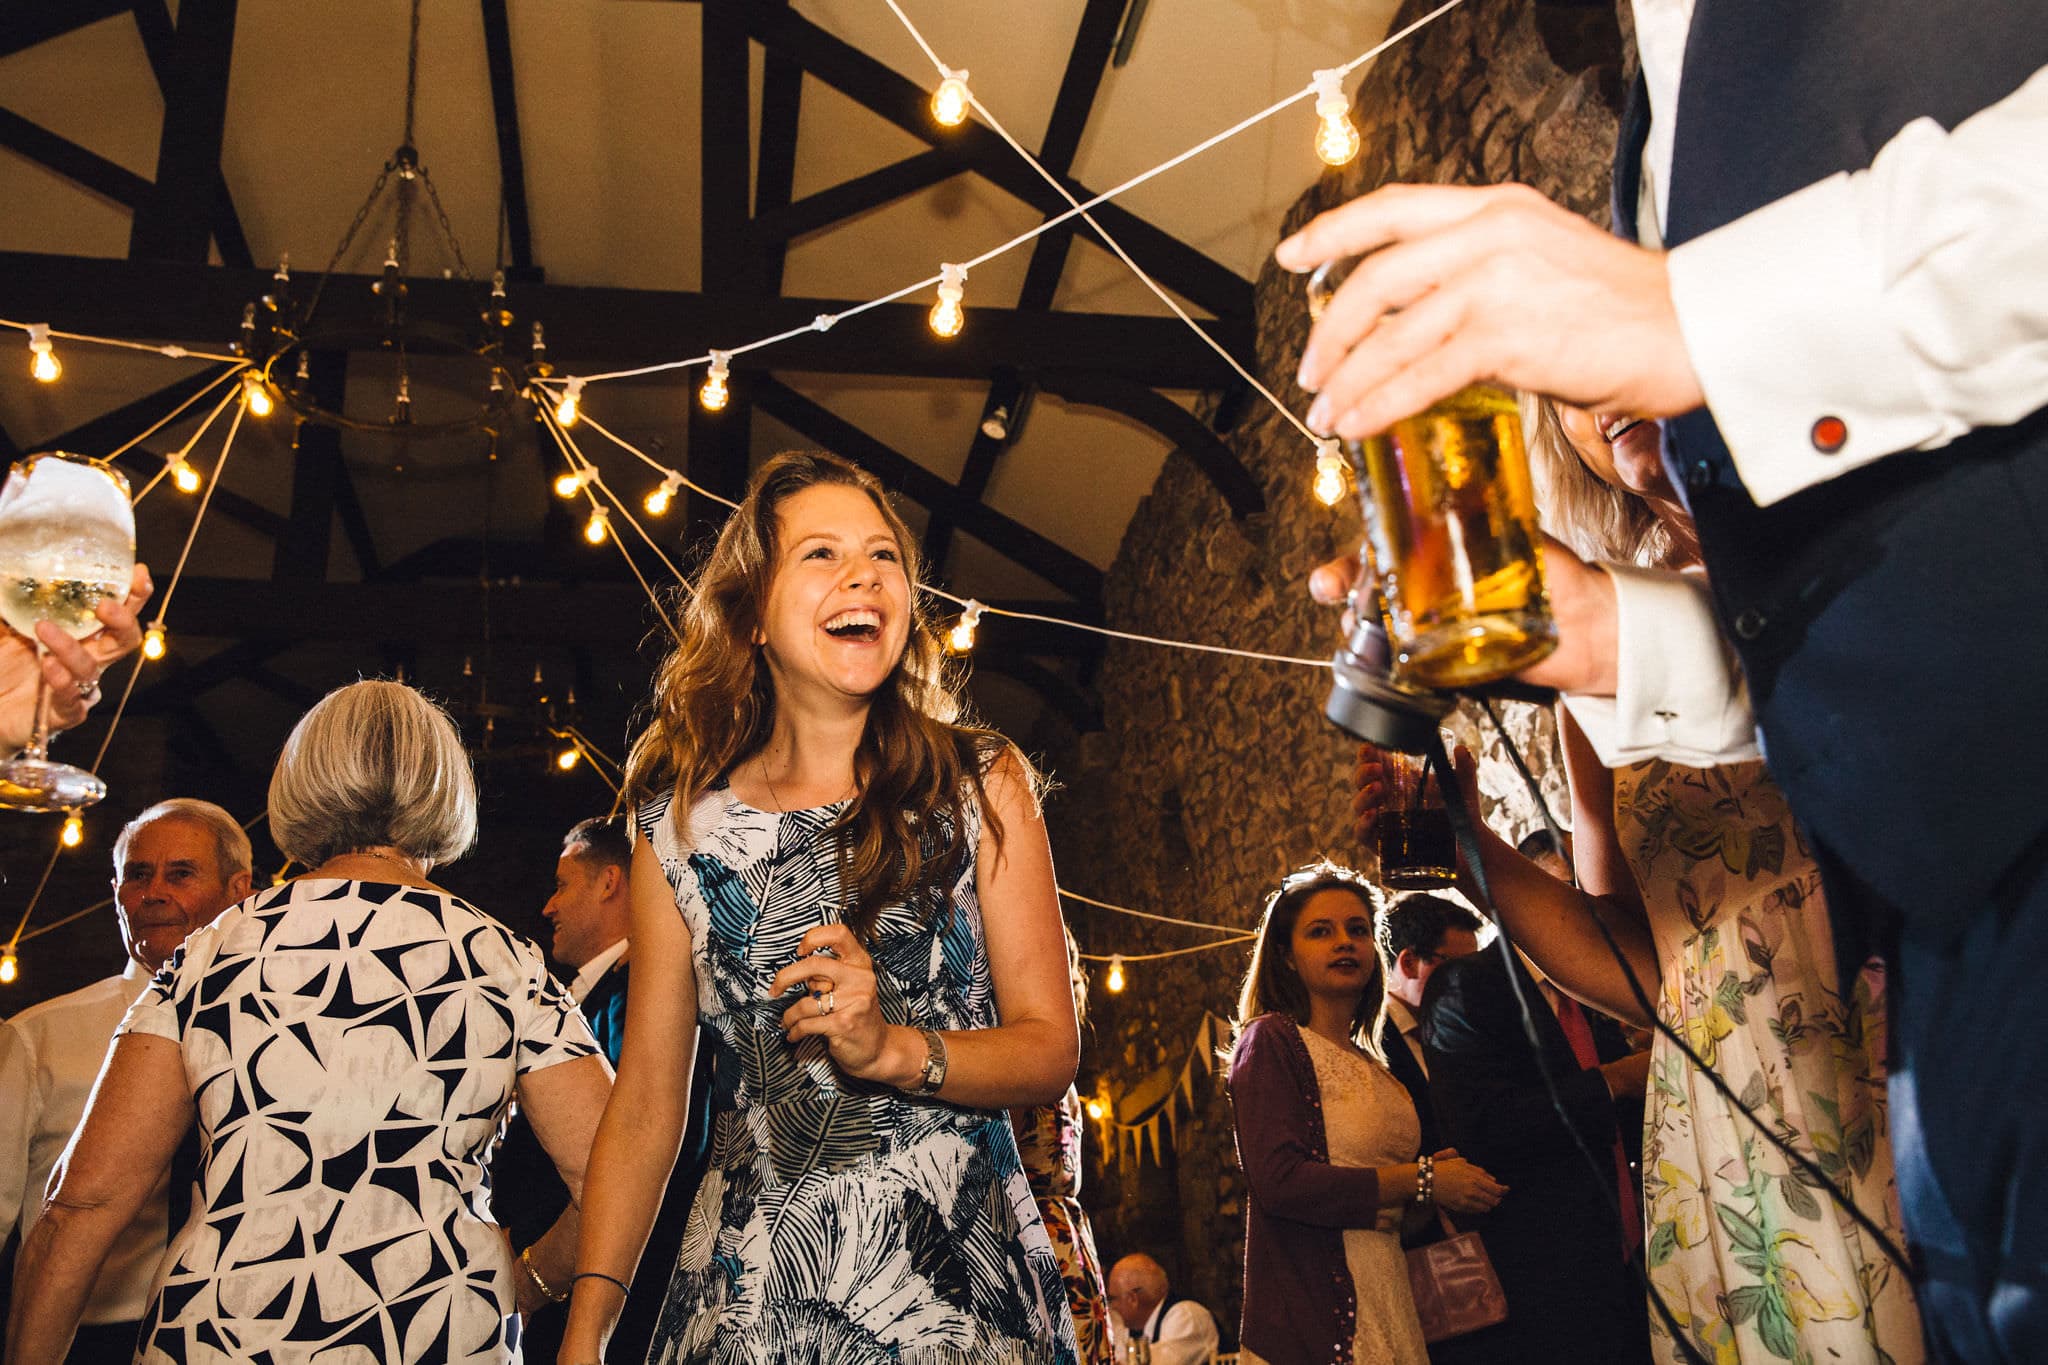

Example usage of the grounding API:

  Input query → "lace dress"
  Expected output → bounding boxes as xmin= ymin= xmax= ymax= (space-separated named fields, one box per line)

xmin=1614 ymin=758 xmax=1922 ymax=1363
xmin=1299 ymin=1029 xmax=1428 ymax=1365
xmin=635 ymin=782 xmax=1076 ymax=1365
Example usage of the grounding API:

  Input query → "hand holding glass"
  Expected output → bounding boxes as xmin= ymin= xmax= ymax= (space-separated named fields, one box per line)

xmin=0 ymin=452 xmax=136 ymax=811
xmin=1306 ymin=258 xmax=1556 ymax=689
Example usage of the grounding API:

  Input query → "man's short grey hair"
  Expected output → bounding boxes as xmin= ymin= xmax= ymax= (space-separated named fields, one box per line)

xmin=268 ymin=680 xmax=478 ymax=869
xmin=113 ymin=799 xmax=253 ymax=880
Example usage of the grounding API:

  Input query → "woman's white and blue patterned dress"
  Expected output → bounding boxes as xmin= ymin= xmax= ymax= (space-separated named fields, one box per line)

xmin=636 ymin=782 xmax=1076 ymax=1365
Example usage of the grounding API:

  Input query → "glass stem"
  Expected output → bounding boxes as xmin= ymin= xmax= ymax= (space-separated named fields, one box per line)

xmin=21 ymin=642 xmax=51 ymax=763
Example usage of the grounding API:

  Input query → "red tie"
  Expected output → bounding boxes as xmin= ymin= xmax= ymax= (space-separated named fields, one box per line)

xmin=1554 ymin=994 xmax=1644 ymax=1262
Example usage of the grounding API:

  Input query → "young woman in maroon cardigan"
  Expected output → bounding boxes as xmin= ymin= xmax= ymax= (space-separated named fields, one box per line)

xmin=1227 ymin=864 xmax=1505 ymax=1365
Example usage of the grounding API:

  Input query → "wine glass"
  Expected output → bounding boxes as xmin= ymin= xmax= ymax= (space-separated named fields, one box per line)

xmin=0 ymin=451 xmax=136 ymax=811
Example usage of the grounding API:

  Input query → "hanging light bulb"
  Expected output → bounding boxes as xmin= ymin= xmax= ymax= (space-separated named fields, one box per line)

xmin=60 ymin=813 xmax=83 ymax=848
xmin=1313 ymin=439 xmax=1350 ymax=507
xmin=25 ymin=323 xmax=60 ymax=383
xmin=644 ymin=471 xmax=684 ymax=517
xmin=0 ymin=952 xmax=16 ymax=985
xmin=167 ymin=450 xmax=202 ymax=494
xmin=555 ymin=745 xmax=582 ymax=772
xmin=1104 ymin=954 xmax=1127 ymax=994
xmin=553 ymin=467 xmax=593 ymax=499
xmin=699 ymin=351 xmax=731 ymax=413
xmin=1085 ymin=1097 xmax=1107 ymax=1122
xmin=1312 ymin=69 xmax=1362 ymax=167
xmin=554 ymin=376 xmax=585 ymax=428
xmin=929 ymin=264 xmax=967 ymax=339
xmin=584 ymin=506 xmax=611 ymax=545
xmin=931 ymin=68 xmax=971 ymax=127
xmin=242 ymin=370 xmax=276 ymax=417
xmin=141 ymin=623 xmax=167 ymax=660
xmin=945 ymin=598 xmax=985 ymax=656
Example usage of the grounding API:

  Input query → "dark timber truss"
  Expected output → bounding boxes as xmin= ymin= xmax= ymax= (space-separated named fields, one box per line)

xmin=0 ymin=0 xmax=1265 ymax=734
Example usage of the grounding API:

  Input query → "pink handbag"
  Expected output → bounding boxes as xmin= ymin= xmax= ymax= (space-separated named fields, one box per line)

xmin=1405 ymin=1213 xmax=1508 ymax=1342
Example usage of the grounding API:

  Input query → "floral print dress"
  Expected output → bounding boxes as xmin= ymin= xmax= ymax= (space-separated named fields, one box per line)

xmin=1012 ymin=1090 xmax=1115 ymax=1363
xmin=1614 ymin=758 xmax=1922 ymax=1364
xmin=635 ymin=783 xmax=1076 ymax=1365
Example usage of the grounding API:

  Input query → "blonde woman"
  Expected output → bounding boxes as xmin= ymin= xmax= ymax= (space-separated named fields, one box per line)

xmin=1361 ymin=403 xmax=1922 ymax=1363
xmin=6 ymin=681 xmax=613 ymax=1364
xmin=559 ymin=451 xmax=1079 ymax=1364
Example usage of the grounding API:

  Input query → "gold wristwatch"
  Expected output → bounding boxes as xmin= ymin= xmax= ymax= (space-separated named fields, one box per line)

xmin=910 ymin=1027 xmax=949 ymax=1096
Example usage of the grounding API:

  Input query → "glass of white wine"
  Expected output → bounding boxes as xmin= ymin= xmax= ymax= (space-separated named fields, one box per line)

xmin=0 ymin=451 xmax=136 ymax=811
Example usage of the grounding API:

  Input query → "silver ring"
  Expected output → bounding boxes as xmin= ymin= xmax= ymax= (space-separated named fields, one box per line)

xmin=74 ymin=676 xmax=99 ymax=700
xmin=816 ymin=989 xmax=836 ymax=1017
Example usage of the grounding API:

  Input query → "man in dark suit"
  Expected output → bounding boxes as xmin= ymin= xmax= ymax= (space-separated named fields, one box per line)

xmin=1421 ymin=946 xmax=1651 ymax=1365
xmin=1375 ymin=893 xmax=1482 ymax=1157
xmin=1287 ymin=15 xmax=2048 ymax=1352
xmin=498 ymin=819 xmax=713 ymax=1365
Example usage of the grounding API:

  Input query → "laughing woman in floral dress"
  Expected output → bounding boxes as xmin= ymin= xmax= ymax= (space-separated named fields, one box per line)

xmin=559 ymin=451 xmax=1079 ymax=1365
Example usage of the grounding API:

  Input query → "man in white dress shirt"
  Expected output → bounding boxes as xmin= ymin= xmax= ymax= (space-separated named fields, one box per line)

xmin=1107 ymin=1253 xmax=1218 ymax=1365
xmin=0 ymin=799 xmax=250 ymax=1364
xmin=1287 ymin=9 xmax=2047 ymax=1354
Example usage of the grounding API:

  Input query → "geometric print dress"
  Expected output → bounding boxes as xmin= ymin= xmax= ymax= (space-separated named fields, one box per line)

xmin=634 ymin=781 xmax=1077 ymax=1365
xmin=116 ymin=878 xmax=601 ymax=1364
xmin=1613 ymin=759 xmax=1923 ymax=1365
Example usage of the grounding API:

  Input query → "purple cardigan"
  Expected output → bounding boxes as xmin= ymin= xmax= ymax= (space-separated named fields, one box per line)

xmin=1227 ymin=1013 xmax=1388 ymax=1365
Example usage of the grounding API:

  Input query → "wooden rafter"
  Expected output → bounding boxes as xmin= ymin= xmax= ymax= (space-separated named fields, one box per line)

xmin=130 ymin=0 xmax=252 ymax=268
xmin=0 ymin=252 xmax=1242 ymax=388
xmin=479 ymin=0 xmax=536 ymax=277
xmin=738 ymin=4 xmax=1252 ymax=323
xmin=129 ymin=0 xmax=238 ymax=264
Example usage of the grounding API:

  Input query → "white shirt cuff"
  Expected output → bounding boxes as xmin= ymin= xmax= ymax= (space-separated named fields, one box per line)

xmin=1562 ymin=564 xmax=1759 ymax=768
xmin=1666 ymin=170 xmax=1948 ymax=507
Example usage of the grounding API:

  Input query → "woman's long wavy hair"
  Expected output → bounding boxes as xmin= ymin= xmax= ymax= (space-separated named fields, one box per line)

xmin=624 ymin=449 xmax=1025 ymax=938
xmin=1519 ymin=392 xmax=1675 ymax=568
xmin=1230 ymin=861 xmax=1388 ymax=1064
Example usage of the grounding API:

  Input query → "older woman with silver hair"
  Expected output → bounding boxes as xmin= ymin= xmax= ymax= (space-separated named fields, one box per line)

xmin=7 ymin=680 xmax=614 ymax=1365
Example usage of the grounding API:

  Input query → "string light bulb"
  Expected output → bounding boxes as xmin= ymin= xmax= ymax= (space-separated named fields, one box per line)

xmin=1105 ymin=954 xmax=1126 ymax=994
xmin=931 ymin=68 xmax=971 ymax=127
xmin=929 ymin=264 xmax=967 ymax=339
xmin=699 ymin=351 xmax=730 ymax=412
xmin=1311 ymin=69 xmax=1361 ymax=167
xmin=167 ymin=451 xmax=202 ymax=494
xmin=644 ymin=471 xmax=684 ymax=517
xmin=553 ymin=467 xmax=593 ymax=499
xmin=946 ymin=599 xmax=984 ymax=655
xmin=555 ymin=745 xmax=582 ymax=771
xmin=25 ymin=323 xmax=60 ymax=383
xmin=1313 ymin=439 xmax=1350 ymax=507
xmin=1085 ymin=1097 xmax=1107 ymax=1121
xmin=583 ymin=506 xmax=611 ymax=545
xmin=0 ymin=952 xmax=15 ymax=985
xmin=60 ymin=813 xmax=83 ymax=848
xmin=141 ymin=623 xmax=167 ymax=660
xmin=554 ymin=377 xmax=585 ymax=428
xmin=242 ymin=370 xmax=276 ymax=417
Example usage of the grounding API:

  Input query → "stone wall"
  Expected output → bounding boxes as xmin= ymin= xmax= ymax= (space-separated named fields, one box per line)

xmin=1036 ymin=0 xmax=1629 ymax=1337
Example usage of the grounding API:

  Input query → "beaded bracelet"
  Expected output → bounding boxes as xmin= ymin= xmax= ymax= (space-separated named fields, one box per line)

xmin=1414 ymin=1153 xmax=1435 ymax=1206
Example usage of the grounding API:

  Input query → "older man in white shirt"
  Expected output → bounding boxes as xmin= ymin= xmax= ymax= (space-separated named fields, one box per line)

xmin=0 ymin=799 xmax=250 ymax=1364
xmin=1107 ymin=1253 xmax=1218 ymax=1365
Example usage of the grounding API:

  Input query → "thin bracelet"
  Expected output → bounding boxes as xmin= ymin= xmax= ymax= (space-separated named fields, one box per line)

xmin=519 ymin=1245 xmax=567 ymax=1303
xmin=573 ymin=1270 xmax=631 ymax=1297
xmin=1414 ymin=1153 xmax=1435 ymax=1206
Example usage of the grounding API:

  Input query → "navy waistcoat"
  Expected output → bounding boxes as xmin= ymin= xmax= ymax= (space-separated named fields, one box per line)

xmin=1613 ymin=3 xmax=2048 ymax=944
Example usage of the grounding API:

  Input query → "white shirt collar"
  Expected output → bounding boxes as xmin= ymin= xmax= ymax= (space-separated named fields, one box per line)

xmin=569 ymin=937 xmax=629 ymax=1003
xmin=1387 ymin=997 xmax=1422 ymax=1035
